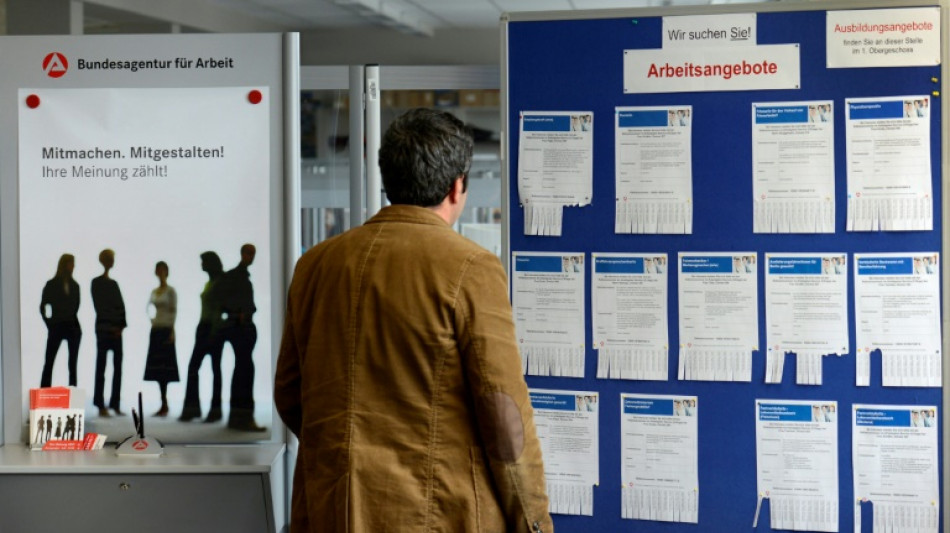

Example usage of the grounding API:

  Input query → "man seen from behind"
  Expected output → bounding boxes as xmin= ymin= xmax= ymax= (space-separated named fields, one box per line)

xmin=275 ymin=108 xmax=553 ymax=532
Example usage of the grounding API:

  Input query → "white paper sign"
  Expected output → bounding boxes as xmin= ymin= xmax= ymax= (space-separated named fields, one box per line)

xmin=765 ymin=253 xmax=849 ymax=385
xmin=663 ymin=13 xmax=756 ymax=48
xmin=827 ymin=8 xmax=941 ymax=68
xmin=623 ymin=45 xmax=800 ymax=94
xmin=621 ymin=394 xmax=698 ymax=523
xmin=511 ymin=251 xmax=586 ymax=377
xmin=852 ymin=405 xmax=939 ymax=533
xmin=518 ymin=111 xmax=593 ymax=236
xmin=677 ymin=253 xmax=758 ymax=382
xmin=846 ymin=96 xmax=932 ymax=231
xmin=853 ymin=253 xmax=941 ymax=387
xmin=755 ymin=399 xmax=839 ymax=532
xmin=592 ymin=253 xmax=668 ymax=380
xmin=530 ymin=389 xmax=600 ymax=516
xmin=615 ymin=107 xmax=693 ymax=234
xmin=752 ymin=101 xmax=835 ymax=233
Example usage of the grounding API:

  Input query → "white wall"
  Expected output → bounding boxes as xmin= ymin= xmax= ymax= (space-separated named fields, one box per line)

xmin=299 ymin=28 xmax=500 ymax=66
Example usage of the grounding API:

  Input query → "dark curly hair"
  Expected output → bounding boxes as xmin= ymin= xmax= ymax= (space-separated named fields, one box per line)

xmin=378 ymin=108 xmax=473 ymax=207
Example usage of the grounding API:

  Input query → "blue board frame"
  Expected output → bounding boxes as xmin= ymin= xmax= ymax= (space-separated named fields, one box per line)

xmin=505 ymin=4 xmax=944 ymax=532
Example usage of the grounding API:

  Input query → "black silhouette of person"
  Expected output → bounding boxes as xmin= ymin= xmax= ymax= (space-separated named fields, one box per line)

xmin=144 ymin=261 xmax=180 ymax=417
xmin=39 ymin=254 xmax=81 ymax=387
xmin=34 ymin=415 xmax=45 ymax=444
xmin=64 ymin=414 xmax=75 ymax=440
xmin=220 ymin=244 xmax=265 ymax=432
xmin=45 ymin=416 xmax=52 ymax=441
xmin=179 ymin=252 xmax=226 ymax=422
xmin=91 ymin=249 xmax=127 ymax=417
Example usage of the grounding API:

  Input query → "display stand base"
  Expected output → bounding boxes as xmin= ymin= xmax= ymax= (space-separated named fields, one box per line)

xmin=115 ymin=436 xmax=164 ymax=457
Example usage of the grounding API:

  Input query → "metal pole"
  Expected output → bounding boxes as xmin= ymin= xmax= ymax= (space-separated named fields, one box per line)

xmin=349 ymin=65 xmax=365 ymax=227
xmin=365 ymin=64 xmax=382 ymax=218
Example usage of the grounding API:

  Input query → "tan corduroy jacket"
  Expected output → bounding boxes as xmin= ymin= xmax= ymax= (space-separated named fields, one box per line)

xmin=275 ymin=205 xmax=553 ymax=533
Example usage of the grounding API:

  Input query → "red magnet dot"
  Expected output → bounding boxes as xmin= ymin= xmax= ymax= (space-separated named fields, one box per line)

xmin=26 ymin=94 xmax=40 ymax=108
xmin=248 ymin=90 xmax=263 ymax=104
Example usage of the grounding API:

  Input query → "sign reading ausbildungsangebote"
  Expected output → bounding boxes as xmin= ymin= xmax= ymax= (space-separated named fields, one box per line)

xmin=827 ymin=7 xmax=940 ymax=68
xmin=19 ymin=87 xmax=273 ymax=440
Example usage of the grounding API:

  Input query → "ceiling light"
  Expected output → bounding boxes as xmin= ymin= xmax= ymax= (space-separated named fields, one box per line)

xmin=331 ymin=0 xmax=433 ymax=37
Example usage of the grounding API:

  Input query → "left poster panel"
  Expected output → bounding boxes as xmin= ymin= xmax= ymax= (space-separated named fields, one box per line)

xmin=0 ymin=32 xmax=292 ymax=445
xmin=18 ymin=87 xmax=273 ymax=442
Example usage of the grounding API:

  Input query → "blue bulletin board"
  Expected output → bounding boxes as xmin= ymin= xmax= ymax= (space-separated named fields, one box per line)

xmin=503 ymin=2 xmax=946 ymax=531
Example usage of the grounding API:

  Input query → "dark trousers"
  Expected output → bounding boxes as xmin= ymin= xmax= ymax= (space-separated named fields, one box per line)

xmin=181 ymin=322 xmax=223 ymax=417
xmin=94 ymin=332 xmax=123 ymax=409
xmin=40 ymin=323 xmax=81 ymax=387
xmin=222 ymin=323 xmax=257 ymax=418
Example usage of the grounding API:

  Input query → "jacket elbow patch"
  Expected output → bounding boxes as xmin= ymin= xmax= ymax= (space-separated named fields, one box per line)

xmin=482 ymin=391 xmax=525 ymax=463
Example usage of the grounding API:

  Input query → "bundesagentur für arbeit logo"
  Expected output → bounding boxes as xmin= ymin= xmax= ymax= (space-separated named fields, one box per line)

xmin=43 ymin=52 xmax=68 ymax=78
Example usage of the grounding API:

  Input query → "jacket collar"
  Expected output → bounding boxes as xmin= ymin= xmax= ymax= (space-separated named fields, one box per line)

xmin=364 ymin=204 xmax=450 ymax=227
